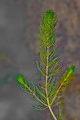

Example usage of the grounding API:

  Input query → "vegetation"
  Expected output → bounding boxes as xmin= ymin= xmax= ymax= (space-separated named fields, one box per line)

xmin=16 ymin=10 xmax=75 ymax=120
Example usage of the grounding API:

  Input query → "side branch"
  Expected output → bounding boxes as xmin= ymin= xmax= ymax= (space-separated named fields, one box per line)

xmin=50 ymin=70 xmax=74 ymax=106
xmin=20 ymin=79 xmax=48 ymax=107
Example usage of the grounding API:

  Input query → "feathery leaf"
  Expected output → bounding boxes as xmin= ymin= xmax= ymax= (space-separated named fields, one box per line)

xmin=48 ymin=56 xmax=61 ymax=67
xmin=32 ymin=104 xmax=48 ymax=111
xmin=36 ymin=61 xmax=46 ymax=76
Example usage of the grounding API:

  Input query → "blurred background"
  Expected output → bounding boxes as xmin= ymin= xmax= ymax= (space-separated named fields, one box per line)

xmin=0 ymin=0 xmax=80 ymax=120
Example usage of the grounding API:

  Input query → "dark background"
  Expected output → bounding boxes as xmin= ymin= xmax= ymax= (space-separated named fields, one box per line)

xmin=0 ymin=0 xmax=80 ymax=120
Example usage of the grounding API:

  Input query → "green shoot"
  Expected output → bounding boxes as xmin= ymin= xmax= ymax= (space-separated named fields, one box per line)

xmin=15 ymin=10 xmax=75 ymax=120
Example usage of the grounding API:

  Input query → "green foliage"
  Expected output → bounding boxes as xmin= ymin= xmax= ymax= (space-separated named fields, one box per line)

xmin=32 ymin=103 xmax=48 ymax=111
xmin=16 ymin=74 xmax=34 ymax=95
xmin=39 ymin=10 xmax=57 ymax=48
xmin=16 ymin=10 xmax=75 ymax=120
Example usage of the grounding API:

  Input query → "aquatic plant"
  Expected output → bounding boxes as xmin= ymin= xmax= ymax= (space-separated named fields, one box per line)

xmin=16 ymin=10 xmax=75 ymax=120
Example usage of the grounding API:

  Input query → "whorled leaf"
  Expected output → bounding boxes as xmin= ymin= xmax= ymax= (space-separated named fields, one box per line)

xmin=49 ymin=65 xmax=62 ymax=77
xmin=48 ymin=56 xmax=61 ymax=67
xmin=33 ymin=85 xmax=47 ymax=105
xmin=32 ymin=104 xmax=48 ymax=111
xmin=35 ymin=61 xmax=46 ymax=76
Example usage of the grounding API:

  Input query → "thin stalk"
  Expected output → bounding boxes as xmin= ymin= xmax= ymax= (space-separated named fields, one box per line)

xmin=45 ymin=47 xmax=57 ymax=120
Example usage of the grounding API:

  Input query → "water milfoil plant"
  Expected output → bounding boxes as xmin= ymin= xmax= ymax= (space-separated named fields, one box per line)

xmin=16 ymin=10 xmax=75 ymax=120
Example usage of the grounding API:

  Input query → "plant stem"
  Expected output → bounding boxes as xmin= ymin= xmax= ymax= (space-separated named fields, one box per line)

xmin=45 ymin=48 xmax=57 ymax=120
xmin=48 ymin=105 xmax=57 ymax=120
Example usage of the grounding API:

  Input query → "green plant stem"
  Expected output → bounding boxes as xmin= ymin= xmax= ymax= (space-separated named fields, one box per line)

xmin=48 ymin=105 xmax=57 ymax=120
xmin=45 ymin=48 xmax=57 ymax=120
